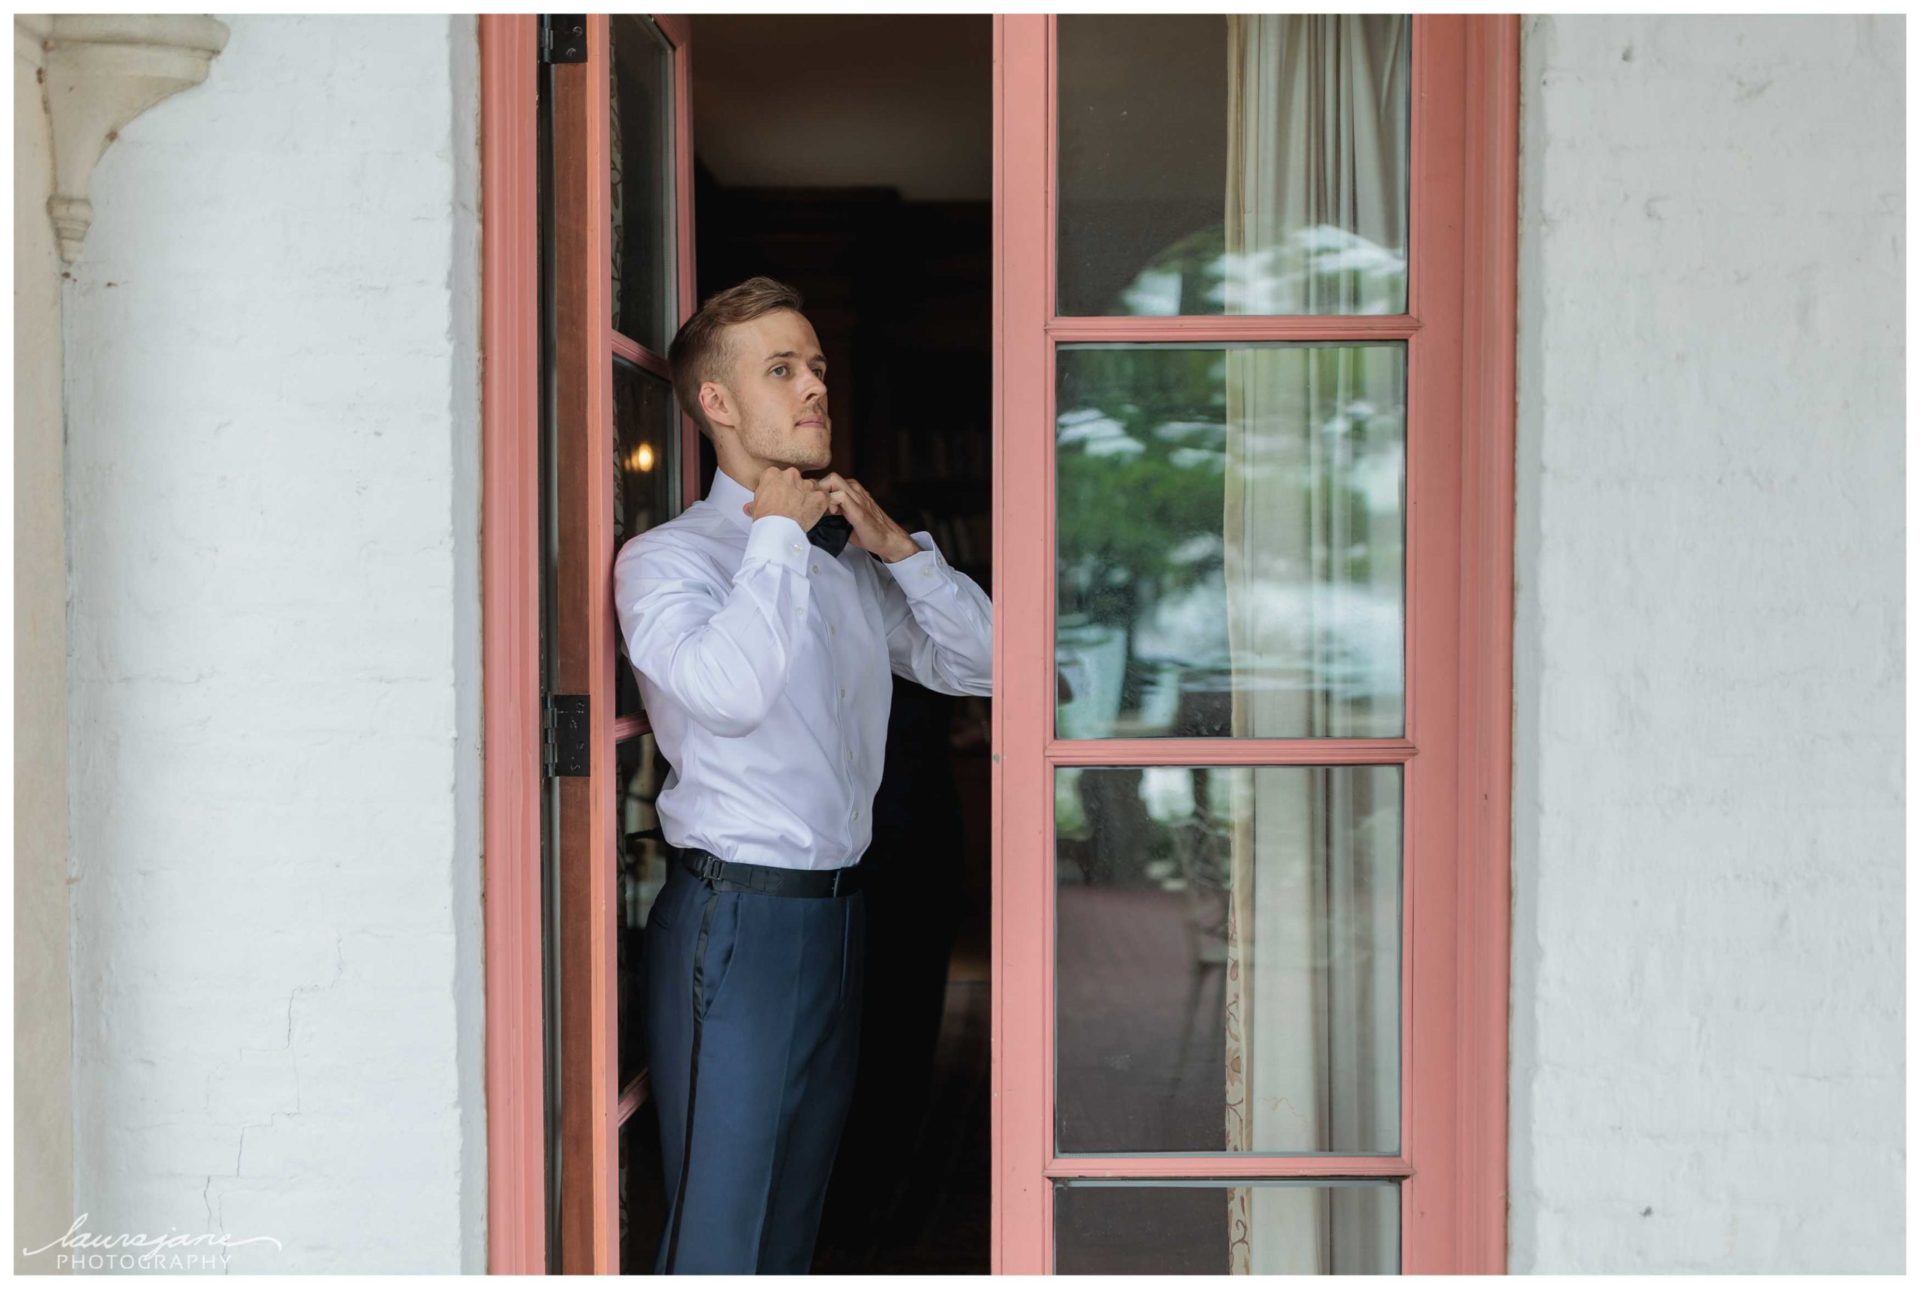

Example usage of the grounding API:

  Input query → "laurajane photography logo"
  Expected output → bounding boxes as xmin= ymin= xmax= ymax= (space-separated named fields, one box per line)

xmin=24 ymin=1212 xmax=284 ymax=1271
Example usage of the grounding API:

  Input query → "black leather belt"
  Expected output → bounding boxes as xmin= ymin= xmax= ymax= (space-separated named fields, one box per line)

xmin=672 ymin=845 xmax=864 ymax=898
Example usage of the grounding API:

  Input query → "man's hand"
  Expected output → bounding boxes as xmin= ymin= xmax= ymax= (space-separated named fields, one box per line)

xmin=816 ymin=473 xmax=919 ymax=563
xmin=743 ymin=466 xmax=829 ymax=530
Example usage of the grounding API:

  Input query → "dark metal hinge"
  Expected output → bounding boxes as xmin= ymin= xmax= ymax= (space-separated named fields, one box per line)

xmin=542 ymin=693 xmax=590 ymax=778
xmin=539 ymin=15 xmax=587 ymax=64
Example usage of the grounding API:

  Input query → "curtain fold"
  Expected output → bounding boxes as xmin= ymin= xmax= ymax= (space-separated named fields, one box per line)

xmin=1221 ymin=13 xmax=1409 ymax=1275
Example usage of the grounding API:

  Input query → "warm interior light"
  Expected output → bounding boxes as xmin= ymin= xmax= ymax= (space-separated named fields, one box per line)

xmin=630 ymin=442 xmax=654 ymax=473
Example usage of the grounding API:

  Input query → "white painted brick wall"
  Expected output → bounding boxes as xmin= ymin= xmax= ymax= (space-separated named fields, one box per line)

xmin=1512 ymin=14 xmax=1904 ymax=1272
xmin=63 ymin=16 xmax=485 ymax=1272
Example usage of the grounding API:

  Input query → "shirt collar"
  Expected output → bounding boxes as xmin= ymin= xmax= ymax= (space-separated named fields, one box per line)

xmin=705 ymin=468 xmax=756 ymax=532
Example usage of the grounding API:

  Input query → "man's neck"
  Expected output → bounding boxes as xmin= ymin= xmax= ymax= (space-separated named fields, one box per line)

xmin=716 ymin=455 xmax=817 ymax=494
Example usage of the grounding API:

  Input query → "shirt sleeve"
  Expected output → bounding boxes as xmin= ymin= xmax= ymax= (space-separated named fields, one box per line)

xmin=613 ymin=516 xmax=814 ymax=737
xmin=876 ymin=530 xmax=994 ymax=697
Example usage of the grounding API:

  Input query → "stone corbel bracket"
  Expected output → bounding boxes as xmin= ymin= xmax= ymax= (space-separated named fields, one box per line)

xmin=21 ymin=14 xmax=229 ymax=264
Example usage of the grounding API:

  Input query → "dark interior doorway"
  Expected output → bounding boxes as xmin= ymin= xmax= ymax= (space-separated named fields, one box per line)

xmin=693 ymin=14 xmax=992 ymax=1275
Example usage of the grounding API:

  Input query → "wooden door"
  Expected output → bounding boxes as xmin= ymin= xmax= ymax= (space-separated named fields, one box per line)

xmin=541 ymin=12 xmax=698 ymax=1274
xmin=990 ymin=14 xmax=1517 ymax=1273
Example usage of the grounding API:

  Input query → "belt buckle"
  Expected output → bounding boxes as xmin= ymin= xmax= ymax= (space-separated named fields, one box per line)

xmin=830 ymin=867 xmax=843 ymax=897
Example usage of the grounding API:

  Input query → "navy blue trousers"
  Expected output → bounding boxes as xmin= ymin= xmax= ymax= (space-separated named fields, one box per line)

xmin=643 ymin=858 xmax=867 ymax=1274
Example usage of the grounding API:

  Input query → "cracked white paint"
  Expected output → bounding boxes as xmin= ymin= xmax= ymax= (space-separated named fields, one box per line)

xmin=65 ymin=16 xmax=485 ymax=1273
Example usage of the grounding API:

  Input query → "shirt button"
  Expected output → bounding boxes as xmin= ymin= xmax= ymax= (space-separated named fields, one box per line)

xmin=829 ymin=625 xmax=837 ymax=638
xmin=791 ymin=542 xmax=802 ymax=553
xmin=811 ymin=562 xmax=820 ymax=574
xmin=852 ymin=807 xmax=861 ymax=820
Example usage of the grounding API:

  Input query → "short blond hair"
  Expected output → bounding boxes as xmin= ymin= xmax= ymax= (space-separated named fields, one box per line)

xmin=667 ymin=276 xmax=805 ymax=438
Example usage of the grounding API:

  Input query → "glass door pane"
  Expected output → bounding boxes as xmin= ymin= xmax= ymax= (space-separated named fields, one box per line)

xmin=1056 ymin=15 xmax=1411 ymax=317
xmin=1055 ymin=343 xmax=1407 ymax=739
xmin=613 ymin=358 xmax=681 ymax=721
xmin=1053 ymin=1179 xmax=1399 ymax=1274
xmin=610 ymin=16 xmax=676 ymax=350
xmin=1054 ymin=764 xmax=1401 ymax=1155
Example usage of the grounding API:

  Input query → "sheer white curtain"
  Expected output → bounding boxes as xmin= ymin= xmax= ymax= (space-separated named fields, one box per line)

xmin=1220 ymin=13 xmax=1409 ymax=1275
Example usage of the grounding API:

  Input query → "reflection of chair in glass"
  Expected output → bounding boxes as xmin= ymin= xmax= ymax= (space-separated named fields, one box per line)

xmin=1167 ymin=784 xmax=1231 ymax=1110
xmin=1168 ymin=666 xmax=1232 ymax=738
xmin=1054 ymin=617 xmax=1129 ymax=738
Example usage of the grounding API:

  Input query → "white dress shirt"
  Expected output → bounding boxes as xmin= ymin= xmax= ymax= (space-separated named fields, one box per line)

xmin=612 ymin=468 xmax=994 ymax=871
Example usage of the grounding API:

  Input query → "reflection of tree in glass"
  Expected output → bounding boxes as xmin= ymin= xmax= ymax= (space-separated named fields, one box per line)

xmin=1057 ymin=347 xmax=1226 ymax=647
xmin=1057 ymin=344 xmax=1405 ymax=735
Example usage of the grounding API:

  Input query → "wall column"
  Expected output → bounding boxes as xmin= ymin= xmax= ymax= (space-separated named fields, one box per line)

xmin=13 ymin=14 xmax=226 ymax=1273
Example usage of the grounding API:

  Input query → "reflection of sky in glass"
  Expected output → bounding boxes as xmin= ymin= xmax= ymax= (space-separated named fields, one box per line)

xmin=1131 ymin=575 xmax=1401 ymax=694
xmin=1057 ymin=406 xmax=1146 ymax=458
xmin=1117 ymin=224 xmax=1409 ymax=319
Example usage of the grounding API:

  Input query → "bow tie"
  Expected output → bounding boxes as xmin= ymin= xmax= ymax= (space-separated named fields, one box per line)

xmin=806 ymin=512 xmax=854 ymax=558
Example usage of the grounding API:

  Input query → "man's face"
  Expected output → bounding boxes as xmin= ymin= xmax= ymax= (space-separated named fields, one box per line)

xmin=709 ymin=308 xmax=832 ymax=472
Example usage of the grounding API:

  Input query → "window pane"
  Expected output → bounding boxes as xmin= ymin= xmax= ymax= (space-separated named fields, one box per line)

xmin=1055 ymin=765 xmax=1400 ymax=1155
xmin=1057 ymin=15 xmax=1410 ymax=317
xmin=1053 ymin=1179 xmax=1399 ymax=1274
xmin=613 ymin=358 xmax=680 ymax=721
xmin=619 ymin=1095 xmax=667 ymax=1272
xmin=610 ymin=16 xmax=675 ymax=349
xmin=617 ymin=731 xmax=673 ymax=1090
xmin=1055 ymin=344 xmax=1405 ymax=739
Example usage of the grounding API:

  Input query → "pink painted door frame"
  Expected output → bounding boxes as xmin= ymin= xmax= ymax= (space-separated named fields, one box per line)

xmin=479 ymin=14 xmax=544 ymax=1275
xmin=989 ymin=14 xmax=1518 ymax=1274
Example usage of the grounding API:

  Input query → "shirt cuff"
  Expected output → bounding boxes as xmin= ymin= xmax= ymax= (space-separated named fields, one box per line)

xmin=881 ymin=531 xmax=950 ymax=598
xmin=742 ymin=514 xmax=812 ymax=576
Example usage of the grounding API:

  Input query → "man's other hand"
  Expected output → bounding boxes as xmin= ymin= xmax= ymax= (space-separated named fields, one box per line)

xmin=745 ymin=466 xmax=829 ymax=530
xmin=816 ymin=473 xmax=919 ymax=563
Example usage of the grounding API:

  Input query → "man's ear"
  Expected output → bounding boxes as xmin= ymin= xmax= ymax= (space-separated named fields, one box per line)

xmin=697 ymin=379 xmax=735 ymax=433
